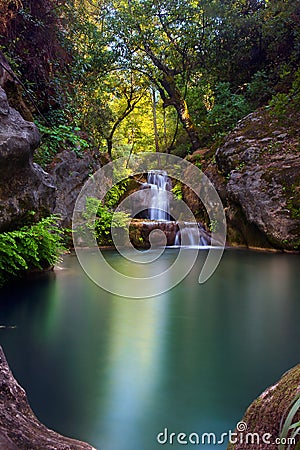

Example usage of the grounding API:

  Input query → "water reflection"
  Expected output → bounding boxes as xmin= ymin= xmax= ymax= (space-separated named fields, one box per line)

xmin=95 ymin=294 xmax=170 ymax=449
xmin=0 ymin=250 xmax=299 ymax=449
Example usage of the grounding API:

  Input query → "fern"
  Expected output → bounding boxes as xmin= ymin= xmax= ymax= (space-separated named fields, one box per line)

xmin=0 ymin=215 xmax=66 ymax=287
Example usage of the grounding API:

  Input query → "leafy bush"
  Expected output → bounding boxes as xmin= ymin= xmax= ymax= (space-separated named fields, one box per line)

xmin=268 ymin=68 xmax=300 ymax=120
xmin=207 ymin=82 xmax=251 ymax=138
xmin=246 ymin=71 xmax=274 ymax=108
xmin=0 ymin=216 xmax=66 ymax=286
xmin=81 ymin=197 xmax=130 ymax=246
xmin=34 ymin=123 xmax=89 ymax=167
xmin=104 ymin=180 xmax=130 ymax=208
xmin=171 ymin=182 xmax=183 ymax=200
xmin=268 ymin=92 xmax=290 ymax=120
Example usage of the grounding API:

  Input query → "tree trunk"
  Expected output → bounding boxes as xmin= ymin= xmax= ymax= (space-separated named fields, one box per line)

xmin=141 ymin=42 xmax=201 ymax=152
xmin=106 ymin=136 xmax=113 ymax=159
xmin=0 ymin=346 xmax=96 ymax=450
xmin=160 ymin=75 xmax=201 ymax=151
xmin=163 ymin=107 xmax=167 ymax=147
xmin=151 ymin=87 xmax=160 ymax=152
xmin=173 ymin=98 xmax=200 ymax=151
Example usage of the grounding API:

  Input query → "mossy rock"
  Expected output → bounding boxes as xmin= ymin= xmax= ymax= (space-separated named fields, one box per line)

xmin=214 ymin=104 xmax=300 ymax=251
xmin=227 ymin=365 xmax=300 ymax=450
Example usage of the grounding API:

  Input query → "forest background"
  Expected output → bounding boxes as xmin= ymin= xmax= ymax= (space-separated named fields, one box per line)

xmin=0 ymin=0 xmax=299 ymax=163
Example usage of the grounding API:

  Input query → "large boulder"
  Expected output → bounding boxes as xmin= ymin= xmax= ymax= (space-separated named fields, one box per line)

xmin=215 ymin=108 xmax=300 ymax=251
xmin=227 ymin=364 xmax=300 ymax=450
xmin=0 ymin=87 xmax=56 ymax=231
xmin=47 ymin=149 xmax=101 ymax=228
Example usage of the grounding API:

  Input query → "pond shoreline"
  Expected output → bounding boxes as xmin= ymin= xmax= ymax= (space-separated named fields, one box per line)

xmin=1 ymin=244 xmax=298 ymax=291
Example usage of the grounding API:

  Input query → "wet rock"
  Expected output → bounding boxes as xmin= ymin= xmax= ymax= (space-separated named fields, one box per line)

xmin=0 ymin=87 xmax=56 ymax=231
xmin=128 ymin=219 xmax=212 ymax=248
xmin=129 ymin=219 xmax=179 ymax=248
xmin=0 ymin=346 xmax=96 ymax=450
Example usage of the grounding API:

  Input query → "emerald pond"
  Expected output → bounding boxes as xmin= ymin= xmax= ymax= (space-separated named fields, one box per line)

xmin=0 ymin=249 xmax=299 ymax=449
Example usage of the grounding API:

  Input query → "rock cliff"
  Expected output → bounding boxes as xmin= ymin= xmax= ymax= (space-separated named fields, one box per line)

xmin=47 ymin=149 xmax=100 ymax=228
xmin=0 ymin=52 xmax=33 ymax=121
xmin=215 ymin=108 xmax=300 ymax=251
xmin=0 ymin=50 xmax=101 ymax=232
xmin=182 ymin=107 xmax=300 ymax=251
xmin=0 ymin=87 xmax=56 ymax=231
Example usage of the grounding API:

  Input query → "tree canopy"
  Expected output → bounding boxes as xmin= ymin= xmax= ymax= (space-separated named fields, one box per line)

xmin=0 ymin=0 xmax=299 ymax=158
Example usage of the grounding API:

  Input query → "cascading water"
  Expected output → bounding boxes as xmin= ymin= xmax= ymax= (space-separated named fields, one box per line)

xmin=174 ymin=223 xmax=209 ymax=247
xmin=138 ymin=170 xmax=211 ymax=247
xmin=146 ymin=170 xmax=171 ymax=221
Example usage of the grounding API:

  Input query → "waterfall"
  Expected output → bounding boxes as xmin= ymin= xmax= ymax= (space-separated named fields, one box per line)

xmin=133 ymin=170 xmax=212 ymax=248
xmin=146 ymin=170 xmax=171 ymax=221
xmin=174 ymin=223 xmax=210 ymax=247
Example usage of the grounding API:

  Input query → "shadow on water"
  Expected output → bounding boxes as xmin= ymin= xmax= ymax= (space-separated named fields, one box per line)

xmin=0 ymin=250 xmax=299 ymax=449
xmin=0 ymin=268 xmax=104 ymax=440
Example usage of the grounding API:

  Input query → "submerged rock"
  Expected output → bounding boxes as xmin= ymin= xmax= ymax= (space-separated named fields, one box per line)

xmin=227 ymin=364 xmax=300 ymax=450
xmin=0 ymin=87 xmax=55 ymax=231
xmin=0 ymin=346 xmax=96 ymax=449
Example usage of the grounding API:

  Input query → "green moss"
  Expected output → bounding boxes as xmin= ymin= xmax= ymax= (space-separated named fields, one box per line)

xmin=283 ymin=178 xmax=300 ymax=221
xmin=228 ymin=365 xmax=300 ymax=450
xmin=262 ymin=168 xmax=300 ymax=228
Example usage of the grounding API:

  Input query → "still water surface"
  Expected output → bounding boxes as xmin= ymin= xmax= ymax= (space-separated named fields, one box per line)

xmin=0 ymin=249 xmax=299 ymax=449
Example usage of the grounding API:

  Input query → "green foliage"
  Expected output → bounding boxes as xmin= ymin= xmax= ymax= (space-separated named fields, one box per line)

xmin=279 ymin=392 xmax=300 ymax=450
xmin=3 ymin=0 xmax=300 ymax=157
xmin=207 ymin=82 xmax=251 ymax=138
xmin=268 ymin=93 xmax=290 ymax=119
xmin=105 ymin=180 xmax=130 ymax=208
xmin=34 ymin=123 xmax=89 ymax=167
xmin=193 ymin=155 xmax=203 ymax=170
xmin=81 ymin=197 xmax=130 ymax=246
xmin=208 ymin=220 xmax=218 ymax=233
xmin=171 ymin=182 xmax=183 ymax=200
xmin=0 ymin=215 xmax=66 ymax=287
xmin=246 ymin=71 xmax=274 ymax=108
xmin=269 ymin=68 xmax=300 ymax=120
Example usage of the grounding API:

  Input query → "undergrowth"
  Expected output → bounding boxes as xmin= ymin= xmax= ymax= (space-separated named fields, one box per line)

xmin=0 ymin=215 xmax=66 ymax=286
xmin=34 ymin=123 xmax=89 ymax=168
xmin=80 ymin=197 xmax=130 ymax=246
